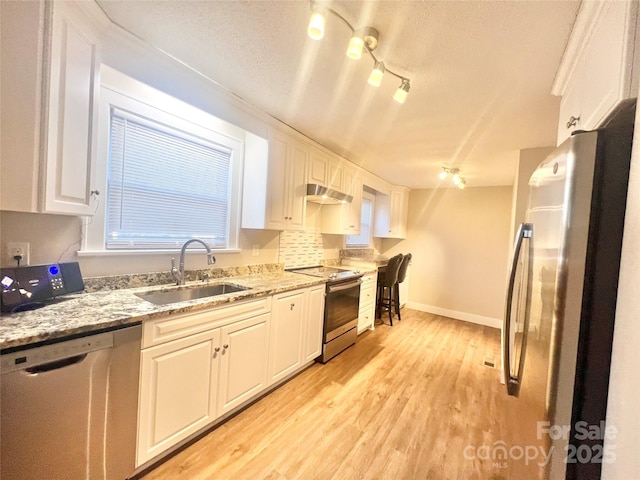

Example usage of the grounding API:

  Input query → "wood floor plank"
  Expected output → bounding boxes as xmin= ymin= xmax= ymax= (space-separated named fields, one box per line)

xmin=140 ymin=309 xmax=508 ymax=480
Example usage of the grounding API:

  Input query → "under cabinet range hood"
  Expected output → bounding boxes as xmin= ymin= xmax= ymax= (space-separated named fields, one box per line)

xmin=305 ymin=184 xmax=353 ymax=204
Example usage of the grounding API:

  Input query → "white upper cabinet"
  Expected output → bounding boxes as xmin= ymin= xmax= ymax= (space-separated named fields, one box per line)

xmin=0 ymin=1 xmax=103 ymax=214
xmin=554 ymin=1 xmax=638 ymax=145
xmin=42 ymin=2 xmax=101 ymax=215
xmin=307 ymin=147 xmax=345 ymax=192
xmin=374 ymin=187 xmax=409 ymax=239
xmin=308 ymin=148 xmax=329 ymax=187
xmin=242 ymin=128 xmax=307 ymax=231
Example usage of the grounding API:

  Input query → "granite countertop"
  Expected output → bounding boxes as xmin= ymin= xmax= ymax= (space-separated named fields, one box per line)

xmin=341 ymin=257 xmax=389 ymax=268
xmin=0 ymin=272 xmax=325 ymax=351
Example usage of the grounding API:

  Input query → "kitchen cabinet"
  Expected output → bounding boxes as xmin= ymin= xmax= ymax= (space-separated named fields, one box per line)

xmin=268 ymin=285 xmax=325 ymax=383
xmin=137 ymin=297 xmax=271 ymax=466
xmin=554 ymin=1 xmax=638 ymax=144
xmin=320 ymin=172 xmax=363 ymax=235
xmin=307 ymin=147 xmax=344 ymax=192
xmin=374 ymin=187 xmax=409 ymax=239
xmin=1 ymin=1 xmax=103 ymax=214
xmin=137 ymin=329 xmax=220 ymax=465
xmin=303 ymin=285 xmax=325 ymax=362
xmin=358 ymin=272 xmax=377 ymax=333
xmin=242 ymin=128 xmax=307 ymax=230
xmin=268 ymin=289 xmax=305 ymax=383
xmin=218 ymin=313 xmax=270 ymax=415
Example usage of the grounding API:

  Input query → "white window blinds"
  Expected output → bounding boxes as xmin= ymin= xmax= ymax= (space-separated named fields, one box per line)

xmin=106 ymin=109 xmax=232 ymax=249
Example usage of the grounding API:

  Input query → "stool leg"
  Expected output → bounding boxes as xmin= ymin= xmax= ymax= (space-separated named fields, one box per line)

xmin=395 ymin=284 xmax=401 ymax=321
xmin=388 ymin=285 xmax=393 ymax=326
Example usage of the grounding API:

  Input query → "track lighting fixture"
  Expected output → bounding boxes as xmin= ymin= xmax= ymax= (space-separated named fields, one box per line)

xmin=439 ymin=167 xmax=467 ymax=189
xmin=307 ymin=7 xmax=326 ymax=40
xmin=368 ymin=61 xmax=385 ymax=87
xmin=393 ymin=79 xmax=410 ymax=104
xmin=307 ymin=1 xmax=411 ymax=103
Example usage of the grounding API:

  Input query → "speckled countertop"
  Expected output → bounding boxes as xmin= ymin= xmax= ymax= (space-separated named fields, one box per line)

xmin=0 ymin=272 xmax=325 ymax=351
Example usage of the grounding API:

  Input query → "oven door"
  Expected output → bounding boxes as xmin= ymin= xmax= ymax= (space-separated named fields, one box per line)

xmin=325 ymin=279 xmax=361 ymax=340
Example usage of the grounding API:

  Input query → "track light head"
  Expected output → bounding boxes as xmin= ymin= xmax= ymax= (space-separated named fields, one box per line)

xmin=307 ymin=8 xmax=326 ymax=40
xmin=368 ymin=61 xmax=385 ymax=87
xmin=393 ymin=79 xmax=410 ymax=104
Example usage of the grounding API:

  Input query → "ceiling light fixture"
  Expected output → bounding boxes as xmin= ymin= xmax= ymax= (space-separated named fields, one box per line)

xmin=307 ymin=1 xmax=411 ymax=103
xmin=307 ymin=7 xmax=326 ymax=40
xmin=368 ymin=61 xmax=385 ymax=87
xmin=439 ymin=167 xmax=467 ymax=189
xmin=393 ymin=79 xmax=410 ymax=104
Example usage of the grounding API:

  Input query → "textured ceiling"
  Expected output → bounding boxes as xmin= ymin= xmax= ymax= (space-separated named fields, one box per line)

xmin=96 ymin=0 xmax=580 ymax=188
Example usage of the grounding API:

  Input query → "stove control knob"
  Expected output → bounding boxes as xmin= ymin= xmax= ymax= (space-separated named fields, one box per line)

xmin=329 ymin=273 xmax=337 ymax=279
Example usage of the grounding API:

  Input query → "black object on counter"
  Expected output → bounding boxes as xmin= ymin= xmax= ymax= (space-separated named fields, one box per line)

xmin=0 ymin=262 xmax=84 ymax=312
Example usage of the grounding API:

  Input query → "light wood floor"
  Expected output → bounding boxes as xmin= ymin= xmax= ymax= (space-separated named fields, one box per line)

xmin=140 ymin=309 xmax=508 ymax=480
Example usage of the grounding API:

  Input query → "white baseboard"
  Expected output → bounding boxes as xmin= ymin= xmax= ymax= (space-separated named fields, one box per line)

xmin=405 ymin=302 xmax=502 ymax=330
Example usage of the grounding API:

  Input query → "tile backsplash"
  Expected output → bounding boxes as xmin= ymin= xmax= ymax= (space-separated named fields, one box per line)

xmin=278 ymin=229 xmax=340 ymax=268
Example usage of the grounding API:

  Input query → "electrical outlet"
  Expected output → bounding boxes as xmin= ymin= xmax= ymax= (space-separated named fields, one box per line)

xmin=252 ymin=244 xmax=260 ymax=257
xmin=6 ymin=242 xmax=30 ymax=266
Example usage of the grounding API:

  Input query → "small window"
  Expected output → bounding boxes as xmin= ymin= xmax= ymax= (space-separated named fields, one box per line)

xmin=346 ymin=193 xmax=374 ymax=247
xmin=106 ymin=109 xmax=232 ymax=249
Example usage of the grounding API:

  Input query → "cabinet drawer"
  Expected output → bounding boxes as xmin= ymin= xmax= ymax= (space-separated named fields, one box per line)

xmin=143 ymin=297 xmax=271 ymax=348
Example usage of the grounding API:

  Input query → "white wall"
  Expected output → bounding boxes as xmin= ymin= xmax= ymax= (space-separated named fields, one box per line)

xmin=380 ymin=186 xmax=513 ymax=328
xmin=601 ymin=103 xmax=640 ymax=478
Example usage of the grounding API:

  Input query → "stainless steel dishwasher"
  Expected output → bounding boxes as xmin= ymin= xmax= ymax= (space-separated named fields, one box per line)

xmin=1 ymin=324 xmax=142 ymax=480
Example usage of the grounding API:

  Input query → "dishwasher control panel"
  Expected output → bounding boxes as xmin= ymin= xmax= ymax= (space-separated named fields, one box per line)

xmin=1 ymin=331 xmax=114 ymax=373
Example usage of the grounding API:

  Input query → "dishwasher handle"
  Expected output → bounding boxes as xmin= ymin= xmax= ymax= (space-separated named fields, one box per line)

xmin=25 ymin=354 xmax=88 ymax=374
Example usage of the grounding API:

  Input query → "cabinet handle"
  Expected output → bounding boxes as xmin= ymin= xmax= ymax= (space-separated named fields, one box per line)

xmin=214 ymin=347 xmax=220 ymax=352
xmin=290 ymin=303 xmax=295 ymax=310
xmin=566 ymin=115 xmax=580 ymax=129
xmin=223 ymin=344 xmax=229 ymax=349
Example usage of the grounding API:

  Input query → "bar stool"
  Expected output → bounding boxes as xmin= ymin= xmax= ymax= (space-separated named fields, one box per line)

xmin=376 ymin=253 xmax=403 ymax=326
xmin=394 ymin=253 xmax=412 ymax=321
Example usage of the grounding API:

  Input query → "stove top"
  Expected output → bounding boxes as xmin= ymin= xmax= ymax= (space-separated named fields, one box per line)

xmin=289 ymin=266 xmax=362 ymax=282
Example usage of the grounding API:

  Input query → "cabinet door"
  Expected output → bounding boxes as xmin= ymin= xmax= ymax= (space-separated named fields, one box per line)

xmin=287 ymin=140 xmax=308 ymax=231
xmin=265 ymin=131 xmax=289 ymax=230
xmin=556 ymin=57 xmax=584 ymax=145
xmin=137 ymin=329 xmax=220 ymax=466
xmin=345 ymin=176 xmax=363 ymax=234
xmin=581 ymin=1 xmax=634 ymax=129
xmin=269 ymin=290 xmax=305 ymax=383
xmin=308 ymin=149 xmax=328 ymax=186
xmin=328 ymin=158 xmax=344 ymax=191
xmin=218 ymin=313 xmax=270 ymax=415
xmin=43 ymin=2 xmax=100 ymax=215
xmin=303 ymin=286 xmax=325 ymax=361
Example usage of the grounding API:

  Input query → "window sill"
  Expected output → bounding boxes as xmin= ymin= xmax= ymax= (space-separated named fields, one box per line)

xmin=78 ymin=248 xmax=242 ymax=257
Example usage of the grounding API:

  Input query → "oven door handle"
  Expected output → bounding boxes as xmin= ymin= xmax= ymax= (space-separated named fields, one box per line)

xmin=327 ymin=280 xmax=362 ymax=293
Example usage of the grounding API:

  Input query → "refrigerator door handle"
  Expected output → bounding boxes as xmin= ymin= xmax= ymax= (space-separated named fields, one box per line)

xmin=503 ymin=222 xmax=533 ymax=397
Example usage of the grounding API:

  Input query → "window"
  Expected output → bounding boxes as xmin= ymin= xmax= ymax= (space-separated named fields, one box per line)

xmin=85 ymin=66 xmax=246 ymax=253
xmin=346 ymin=192 xmax=375 ymax=247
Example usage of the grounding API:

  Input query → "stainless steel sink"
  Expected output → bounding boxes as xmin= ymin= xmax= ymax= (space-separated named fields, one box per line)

xmin=135 ymin=283 xmax=251 ymax=305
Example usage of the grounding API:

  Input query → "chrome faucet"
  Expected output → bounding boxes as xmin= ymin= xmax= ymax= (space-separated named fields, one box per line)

xmin=171 ymin=239 xmax=216 ymax=285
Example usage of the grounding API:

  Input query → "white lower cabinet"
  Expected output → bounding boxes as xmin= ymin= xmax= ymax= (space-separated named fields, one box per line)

xmin=218 ymin=313 xmax=270 ymax=415
xmin=268 ymin=285 xmax=325 ymax=384
xmin=137 ymin=286 xmax=325 ymax=467
xmin=358 ymin=272 xmax=377 ymax=333
xmin=269 ymin=290 xmax=305 ymax=384
xmin=137 ymin=329 xmax=220 ymax=466
xmin=303 ymin=285 xmax=325 ymax=362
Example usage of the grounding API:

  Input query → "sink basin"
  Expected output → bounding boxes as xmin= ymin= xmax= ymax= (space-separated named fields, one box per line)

xmin=136 ymin=283 xmax=251 ymax=305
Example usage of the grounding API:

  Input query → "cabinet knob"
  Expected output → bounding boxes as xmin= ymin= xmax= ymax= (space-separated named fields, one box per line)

xmin=290 ymin=303 xmax=295 ymax=310
xmin=223 ymin=344 xmax=229 ymax=349
xmin=214 ymin=347 xmax=220 ymax=352
xmin=566 ymin=115 xmax=580 ymax=129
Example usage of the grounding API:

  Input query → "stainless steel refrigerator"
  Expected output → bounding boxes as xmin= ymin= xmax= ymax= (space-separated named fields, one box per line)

xmin=502 ymin=101 xmax=635 ymax=480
